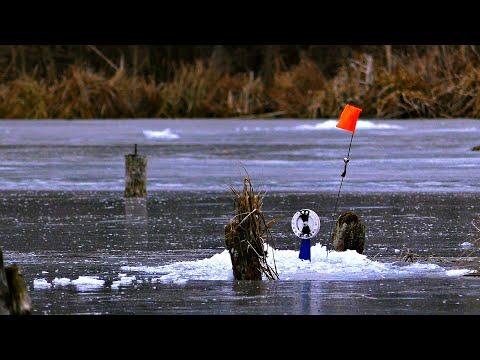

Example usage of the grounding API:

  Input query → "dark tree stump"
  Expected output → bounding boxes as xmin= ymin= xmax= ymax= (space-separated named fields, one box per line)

xmin=331 ymin=211 xmax=366 ymax=254
xmin=0 ymin=248 xmax=32 ymax=315
xmin=0 ymin=250 xmax=10 ymax=315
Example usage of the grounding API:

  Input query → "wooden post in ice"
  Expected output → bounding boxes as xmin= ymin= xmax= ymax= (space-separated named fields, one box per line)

xmin=124 ymin=144 xmax=147 ymax=198
xmin=0 ymin=248 xmax=32 ymax=315
xmin=331 ymin=211 xmax=366 ymax=254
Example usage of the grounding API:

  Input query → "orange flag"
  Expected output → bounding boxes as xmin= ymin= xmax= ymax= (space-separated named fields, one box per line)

xmin=336 ymin=104 xmax=362 ymax=133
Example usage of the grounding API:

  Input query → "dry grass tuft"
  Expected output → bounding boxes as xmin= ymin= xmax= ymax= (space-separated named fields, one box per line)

xmin=268 ymin=54 xmax=326 ymax=118
xmin=2 ymin=46 xmax=480 ymax=119
xmin=0 ymin=75 xmax=51 ymax=118
xmin=393 ymin=219 xmax=480 ymax=277
xmin=225 ymin=168 xmax=279 ymax=280
xmin=459 ymin=218 xmax=480 ymax=276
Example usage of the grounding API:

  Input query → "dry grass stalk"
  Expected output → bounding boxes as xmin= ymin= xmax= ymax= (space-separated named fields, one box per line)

xmin=398 ymin=246 xmax=448 ymax=263
xmin=268 ymin=54 xmax=326 ymax=118
xmin=225 ymin=170 xmax=279 ymax=280
xmin=3 ymin=46 xmax=480 ymax=119
xmin=396 ymin=242 xmax=479 ymax=277
xmin=0 ymin=75 xmax=51 ymax=118
xmin=156 ymin=60 xmax=219 ymax=117
xmin=458 ymin=218 xmax=480 ymax=276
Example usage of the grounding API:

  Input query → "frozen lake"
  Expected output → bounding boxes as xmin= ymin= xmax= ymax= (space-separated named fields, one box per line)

xmin=0 ymin=118 xmax=479 ymax=314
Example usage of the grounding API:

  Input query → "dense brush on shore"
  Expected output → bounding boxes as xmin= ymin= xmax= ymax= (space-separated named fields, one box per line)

xmin=1 ymin=45 xmax=479 ymax=119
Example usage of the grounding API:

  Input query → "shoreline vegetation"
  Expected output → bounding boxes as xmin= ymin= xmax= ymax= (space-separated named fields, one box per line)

xmin=1 ymin=45 xmax=480 ymax=119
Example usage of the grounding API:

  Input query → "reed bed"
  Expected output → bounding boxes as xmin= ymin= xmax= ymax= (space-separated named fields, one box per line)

xmin=2 ymin=46 xmax=480 ymax=119
xmin=0 ymin=76 xmax=51 ymax=119
xmin=268 ymin=54 xmax=327 ymax=118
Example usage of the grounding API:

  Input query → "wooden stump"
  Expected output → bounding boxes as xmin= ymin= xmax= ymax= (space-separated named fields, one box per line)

xmin=0 ymin=250 xmax=10 ymax=315
xmin=331 ymin=211 xmax=366 ymax=254
xmin=125 ymin=144 xmax=147 ymax=198
xmin=0 ymin=248 xmax=32 ymax=315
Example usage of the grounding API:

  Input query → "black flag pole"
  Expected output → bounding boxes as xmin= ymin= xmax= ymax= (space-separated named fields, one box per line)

xmin=326 ymin=103 xmax=362 ymax=256
xmin=327 ymin=131 xmax=355 ymax=254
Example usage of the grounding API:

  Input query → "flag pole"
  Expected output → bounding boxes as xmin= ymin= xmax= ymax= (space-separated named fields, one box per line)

xmin=326 ymin=104 xmax=361 ymax=256
xmin=327 ymin=131 xmax=354 ymax=254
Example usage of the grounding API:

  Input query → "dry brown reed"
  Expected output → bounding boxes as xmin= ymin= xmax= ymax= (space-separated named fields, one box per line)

xmin=2 ymin=46 xmax=480 ymax=119
xmin=459 ymin=218 xmax=480 ymax=276
xmin=397 ymin=245 xmax=451 ymax=264
xmin=156 ymin=60 xmax=267 ymax=118
xmin=50 ymin=66 xmax=139 ymax=119
xmin=0 ymin=75 xmax=51 ymax=119
xmin=226 ymin=169 xmax=279 ymax=280
xmin=394 ymin=218 xmax=480 ymax=276
xmin=268 ymin=54 xmax=326 ymax=118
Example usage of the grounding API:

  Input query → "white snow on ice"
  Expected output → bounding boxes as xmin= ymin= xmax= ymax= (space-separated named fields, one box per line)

xmin=143 ymin=129 xmax=179 ymax=140
xmin=33 ymin=278 xmax=51 ymax=289
xmin=33 ymin=244 xmax=472 ymax=289
xmin=235 ymin=120 xmax=402 ymax=133
xmin=120 ymin=243 xmax=468 ymax=284
xmin=111 ymin=275 xmax=137 ymax=289
xmin=295 ymin=120 xmax=402 ymax=131
xmin=446 ymin=269 xmax=472 ymax=276
xmin=37 ymin=276 xmax=105 ymax=291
